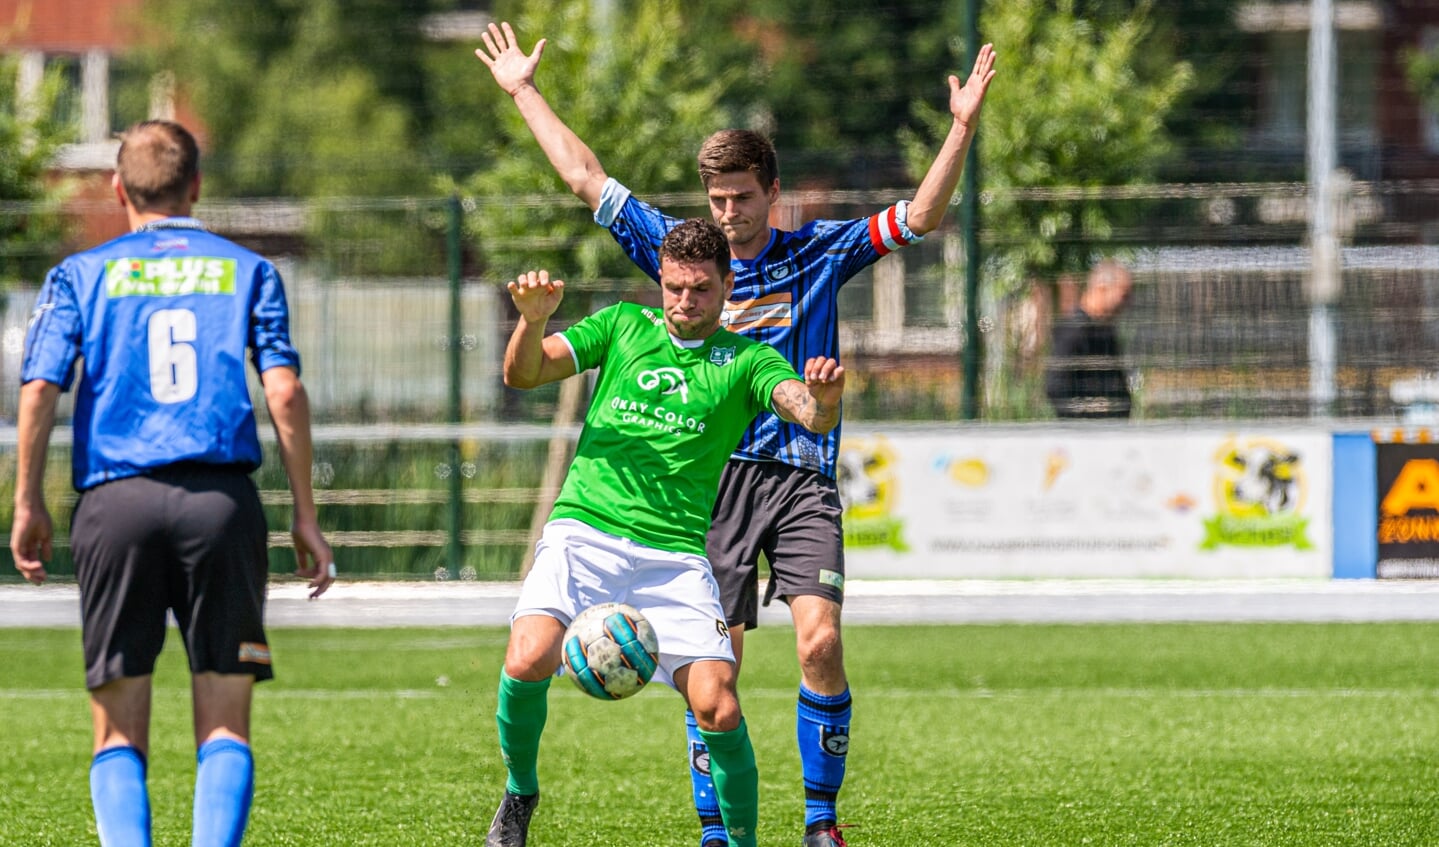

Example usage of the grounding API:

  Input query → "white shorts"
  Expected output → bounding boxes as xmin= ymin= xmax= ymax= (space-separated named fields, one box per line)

xmin=514 ymin=519 xmax=734 ymax=686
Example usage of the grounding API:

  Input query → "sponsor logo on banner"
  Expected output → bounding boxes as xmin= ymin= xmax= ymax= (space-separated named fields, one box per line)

xmin=838 ymin=437 xmax=907 ymax=551
xmin=1376 ymin=442 xmax=1439 ymax=578
xmin=1200 ymin=437 xmax=1313 ymax=550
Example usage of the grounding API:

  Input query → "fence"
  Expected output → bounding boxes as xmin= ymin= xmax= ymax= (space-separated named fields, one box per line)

xmin=3 ymin=180 xmax=1439 ymax=577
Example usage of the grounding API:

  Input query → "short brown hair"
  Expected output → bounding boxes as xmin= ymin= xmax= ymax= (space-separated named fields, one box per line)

xmin=660 ymin=218 xmax=730 ymax=273
xmin=696 ymin=129 xmax=778 ymax=190
xmin=116 ymin=121 xmax=199 ymax=213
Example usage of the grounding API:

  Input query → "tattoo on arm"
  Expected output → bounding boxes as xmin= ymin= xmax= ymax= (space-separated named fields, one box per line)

xmin=772 ymin=379 xmax=838 ymax=431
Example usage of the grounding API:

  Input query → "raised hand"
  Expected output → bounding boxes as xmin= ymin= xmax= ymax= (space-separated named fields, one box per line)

xmin=950 ymin=42 xmax=998 ymax=129
xmin=507 ymin=269 xmax=565 ymax=323
xmin=476 ymin=21 xmax=546 ymax=97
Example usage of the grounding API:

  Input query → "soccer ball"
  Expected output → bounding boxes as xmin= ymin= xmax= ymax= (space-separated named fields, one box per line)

xmin=562 ymin=602 xmax=660 ymax=700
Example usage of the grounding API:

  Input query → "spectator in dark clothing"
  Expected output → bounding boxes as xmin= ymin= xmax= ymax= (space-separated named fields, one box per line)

xmin=1045 ymin=261 xmax=1134 ymax=419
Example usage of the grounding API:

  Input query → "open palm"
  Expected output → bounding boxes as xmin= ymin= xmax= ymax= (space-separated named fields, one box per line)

xmin=477 ymin=21 xmax=546 ymax=96
xmin=950 ymin=42 xmax=998 ymax=127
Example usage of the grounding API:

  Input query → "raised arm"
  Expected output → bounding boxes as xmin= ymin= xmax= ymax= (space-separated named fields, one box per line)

xmin=906 ymin=43 xmax=998 ymax=236
xmin=261 ymin=365 xmax=335 ymax=598
xmin=477 ymin=21 xmax=609 ymax=212
xmin=504 ymin=269 xmax=579 ymax=389
xmin=770 ymin=357 xmax=846 ymax=434
xmin=10 ymin=379 xmax=60 ymax=584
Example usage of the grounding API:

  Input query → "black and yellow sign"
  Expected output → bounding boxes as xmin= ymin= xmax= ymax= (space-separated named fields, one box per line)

xmin=1376 ymin=442 xmax=1439 ymax=578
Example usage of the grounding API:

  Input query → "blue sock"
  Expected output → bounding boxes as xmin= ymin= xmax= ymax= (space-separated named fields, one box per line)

xmin=90 ymin=745 xmax=151 ymax=847
xmin=797 ymin=684 xmax=851 ymax=829
xmin=685 ymin=709 xmax=726 ymax=846
xmin=192 ymin=738 xmax=254 ymax=847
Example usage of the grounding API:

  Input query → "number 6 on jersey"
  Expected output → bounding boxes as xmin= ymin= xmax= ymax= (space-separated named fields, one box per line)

xmin=148 ymin=308 xmax=198 ymax=404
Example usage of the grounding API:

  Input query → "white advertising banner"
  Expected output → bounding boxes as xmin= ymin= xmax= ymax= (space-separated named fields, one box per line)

xmin=838 ymin=429 xmax=1333 ymax=579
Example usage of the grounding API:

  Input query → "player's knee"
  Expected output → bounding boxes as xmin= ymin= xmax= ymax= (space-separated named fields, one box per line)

xmin=503 ymin=637 xmax=560 ymax=681
xmin=796 ymin=623 xmax=844 ymax=673
xmin=692 ymin=695 xmax=743 ymax=733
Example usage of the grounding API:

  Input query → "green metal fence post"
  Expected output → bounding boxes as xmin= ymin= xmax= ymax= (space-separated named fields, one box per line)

xmin=961 ymin=0 xmax=982 ymax=421
xmin=446 ymin=195 xmax=464 ymax=577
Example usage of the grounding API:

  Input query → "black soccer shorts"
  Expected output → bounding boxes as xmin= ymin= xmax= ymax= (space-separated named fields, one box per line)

xmin=706 ymin=459 xmax=846 ymax=630
xmin=72 ymin=464 xmax=273 ymax=690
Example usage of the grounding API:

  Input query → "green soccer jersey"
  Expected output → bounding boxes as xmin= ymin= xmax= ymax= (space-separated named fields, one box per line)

xmin=551 ymin=301 xmax=800 ymax=555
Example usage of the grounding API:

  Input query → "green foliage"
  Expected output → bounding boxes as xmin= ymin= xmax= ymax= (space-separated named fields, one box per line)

xmin=139 ymin=0 xmax=451 ymax=276
xmin=902 ymin=0 xmax=1193 ymax=296
xmin=0 ymin=56 xmax=72 ymax=287
xmin=5 ymin=623 xmax=1439 ymax=844
xmin=1403 ymin=42 xmax=1439 ymax=114
xmin=456 ymin=0 xmax=740 ymax=286
xmin=694 ymin=0 xmax=953 ymax=181
xmin=140 ymin=0 xmax=433 ymax=198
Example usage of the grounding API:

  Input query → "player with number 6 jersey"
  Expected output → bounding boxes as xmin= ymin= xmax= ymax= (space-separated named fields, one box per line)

xmin=12 ymin=120 xmax=333 ymax=847
xmin=24 ymin=214 xmax=295 ymax=489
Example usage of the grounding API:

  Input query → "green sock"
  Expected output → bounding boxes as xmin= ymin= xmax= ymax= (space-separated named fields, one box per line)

xmin=495 ymin=671 xmax=551 ymax=796
xmin=699 ymin=718 xmax=758 ymax=847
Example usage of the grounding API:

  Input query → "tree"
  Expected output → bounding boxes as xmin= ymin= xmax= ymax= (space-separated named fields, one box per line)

xmin=902 ymin=0 xmax=1193 ymax=296
xmin=1404 ymin=42 xmax=1439 ymax=114
xmin=0 ymin=56 xmax=71 ymax=289
xmin=687 ymin=0 xmax=954 ymax=186
xmin=140 ymin=0 xmax=434 ymax=198
xmin=454 ymin=0 xmax=741 ymax=288
xmin=139 ymin=0 xmax=449 ymax=276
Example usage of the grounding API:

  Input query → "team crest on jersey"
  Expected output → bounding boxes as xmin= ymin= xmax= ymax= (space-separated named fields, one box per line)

xmin=767 ymin=261 xmax=793 ymax=281
xmin=709 ymin=346 xmax=736 ymax=366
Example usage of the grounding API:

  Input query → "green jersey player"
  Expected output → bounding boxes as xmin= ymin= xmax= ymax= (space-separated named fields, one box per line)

xmin=485 ymin=219 xmax=845 ymax=847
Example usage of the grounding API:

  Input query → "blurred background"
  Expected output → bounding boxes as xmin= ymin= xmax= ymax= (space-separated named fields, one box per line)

xmin=2 ymin=0 xmax=1437 ymax=579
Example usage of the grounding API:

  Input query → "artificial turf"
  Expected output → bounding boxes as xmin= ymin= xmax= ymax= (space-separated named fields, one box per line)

xmin=2 ymin=622 xmax=1437 ymax=845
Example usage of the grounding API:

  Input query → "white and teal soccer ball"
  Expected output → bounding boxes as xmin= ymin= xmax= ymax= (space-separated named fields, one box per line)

xmin=561 ymin=603 xmax=659 ymax=700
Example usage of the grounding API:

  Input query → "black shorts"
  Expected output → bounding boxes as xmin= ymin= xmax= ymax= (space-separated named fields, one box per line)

xmin=72 ymin=464 xmax=273 ymax=690
xmin=706 ymin=459 xmax=845 ymax=629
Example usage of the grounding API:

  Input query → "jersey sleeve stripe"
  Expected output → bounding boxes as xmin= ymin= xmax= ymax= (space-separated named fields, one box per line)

xmin=558 ymin=333 xmax=581 ymax=374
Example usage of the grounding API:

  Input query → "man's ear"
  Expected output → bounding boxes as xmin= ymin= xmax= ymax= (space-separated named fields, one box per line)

xmin=189 ymin=173 xmax=201 ymax=204
xmin=111 ymin=172 xmax=129 ymax=209
xmin=766 ymin=179 xmax=780 ymax=205
xmin=723 ymin=270 xmax=735 ymax=300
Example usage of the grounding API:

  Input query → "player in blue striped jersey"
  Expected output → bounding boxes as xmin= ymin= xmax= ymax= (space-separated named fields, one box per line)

xmin=479 ymin=22 xmax=996 ymax=847
xmin=11 ymin=121 xmax=334 ymax=847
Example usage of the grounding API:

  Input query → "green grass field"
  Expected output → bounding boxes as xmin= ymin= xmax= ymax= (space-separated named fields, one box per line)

xmin=3 ymin=623 xmax=1438 ymax=846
